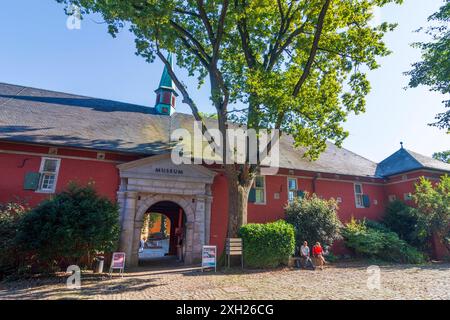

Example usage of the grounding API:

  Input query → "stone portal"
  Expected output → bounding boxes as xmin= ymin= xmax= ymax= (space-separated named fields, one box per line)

xmin=116 ymin=154 xmax=215 ymax=267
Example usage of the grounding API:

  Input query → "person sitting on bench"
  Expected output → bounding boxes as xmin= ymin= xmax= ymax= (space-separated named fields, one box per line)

xmin=312 ymin=242 xmax=326 ymax=270
xmin=300 ymin=241 xmax=315 ymax=270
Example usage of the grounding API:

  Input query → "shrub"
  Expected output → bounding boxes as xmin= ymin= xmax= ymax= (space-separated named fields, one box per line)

xmin=413 ymin=175 xmax=450 ymax=254
xmin=343 ymin=218 xmax=426 ymax=264
xmin=16 ymin=183 xmax=120 ymax=270
xmin=0 ymin=202 xmax=28 ymax=278
xmin=239 ymin=220 xmax=295 ymax=268
xmin=285 ymin=193 xmax=342 ymax=248
xmin=383 ymin=200 xmax=429 ymax=251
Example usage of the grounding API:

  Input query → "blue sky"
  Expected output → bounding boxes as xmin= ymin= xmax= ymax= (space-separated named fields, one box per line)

xmin=0 ymin=0 xmax=448 ymax=162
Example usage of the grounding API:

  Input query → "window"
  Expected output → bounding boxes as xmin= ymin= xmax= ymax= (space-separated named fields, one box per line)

xmin=38 ymin=158 xmax=60 ymax=192
xmin=254 ymin=176 xmax=265 ymax=204
xmin=288 ymin=178 xmax=297 ymax=203
xmin=354 ymin=183 xmax=364 ymax=208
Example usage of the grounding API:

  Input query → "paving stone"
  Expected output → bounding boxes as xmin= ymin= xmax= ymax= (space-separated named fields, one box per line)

xmin=0 ymin=262 xmax=449 ymax=300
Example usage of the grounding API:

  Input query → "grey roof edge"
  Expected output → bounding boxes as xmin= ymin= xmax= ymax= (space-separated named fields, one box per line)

xmin=0 ymin=81 xmax=154 ymax=111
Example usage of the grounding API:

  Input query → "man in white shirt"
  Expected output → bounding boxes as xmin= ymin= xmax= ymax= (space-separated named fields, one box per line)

xmin=300 ymin=241 xmax=315 ymax=270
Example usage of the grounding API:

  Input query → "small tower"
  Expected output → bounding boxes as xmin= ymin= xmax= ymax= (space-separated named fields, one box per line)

xmin=154 ymin=53 xmax=178 ymax=116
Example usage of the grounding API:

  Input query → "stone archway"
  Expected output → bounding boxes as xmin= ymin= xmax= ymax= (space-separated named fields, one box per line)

xmin=116 ymin=154 xmax=216 ymax=268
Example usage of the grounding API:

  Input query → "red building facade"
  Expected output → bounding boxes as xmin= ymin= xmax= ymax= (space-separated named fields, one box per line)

xmin=1 ymin=74 xmax=449 ymax=265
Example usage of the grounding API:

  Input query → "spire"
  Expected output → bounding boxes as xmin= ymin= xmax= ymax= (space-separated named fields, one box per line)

xmin=154 ymin=53 xmax=178 ymax=116
xmin=158 ymin=54 xmax=176 ymax=90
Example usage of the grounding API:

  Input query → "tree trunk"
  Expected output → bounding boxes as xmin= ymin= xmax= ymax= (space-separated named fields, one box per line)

xmin=224 ymin=165 xmax=253 ymax=238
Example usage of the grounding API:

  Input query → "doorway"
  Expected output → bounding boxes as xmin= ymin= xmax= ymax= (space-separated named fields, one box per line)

xmin=138 ymin=201 xmax=186 ymax=265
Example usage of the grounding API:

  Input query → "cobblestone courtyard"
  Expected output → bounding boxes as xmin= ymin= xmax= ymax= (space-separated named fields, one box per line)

xmin=1 ymin=262 xmax=449 ymax=300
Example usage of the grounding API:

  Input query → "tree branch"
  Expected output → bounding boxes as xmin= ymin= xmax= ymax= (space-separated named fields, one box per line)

xmin=292 ymin=0 xmax=331 ymax=97
xmin=235 ymin=0 xmax=257 ymax=68
xmin=212 ymin=0 xmax=229 ymax=62
xmin=169 ymin=19 xmax=211 ymax=66
xmin=196 ymin=0 xmax=215 ymax=44
xmin=173 ymin=8 xmax=203 ymax=20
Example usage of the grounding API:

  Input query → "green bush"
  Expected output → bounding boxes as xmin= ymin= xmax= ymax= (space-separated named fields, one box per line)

xmin=239 ymin=220 xmax=295 ymax=268
xmin=343 ymin=218 xmax=426 ymax=264
xmin=16 ymin=183 xmax=120 ymax=270
xmin=383 ymin=200 xmax=429 ymax=251
xmin=413 ymin=175 xmax=450 ymax=254
xmin=285 ymin=193 xmax=342 ymax=248
xmin=0 ymin=203 xmax=28 ymax=279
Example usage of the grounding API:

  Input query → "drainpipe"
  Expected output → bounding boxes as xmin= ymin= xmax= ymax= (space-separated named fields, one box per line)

xmin=312 ymin=174 xmax=319 ymax=194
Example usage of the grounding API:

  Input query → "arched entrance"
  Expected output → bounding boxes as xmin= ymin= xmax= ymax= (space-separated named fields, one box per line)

xmin=116 ymin=154 xmax=216 ymax=268
xmin=139 ymin=201 xmax=186 ymax=264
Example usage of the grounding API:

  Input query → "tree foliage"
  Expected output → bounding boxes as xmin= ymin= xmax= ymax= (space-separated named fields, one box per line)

xmin=433 ymin=150 xmax=450 ymax=163
xmin=413 ymin=175 xmax=450 ymax=252
xmin=16 ymin=183 xmax=120 ymax=268
xmin=56 ymin=0 xmax=402 ymax=236
xmin=285 ymin=193 xmax=342 ymax=248
xmin=406 ymin=1 xmax=450 ymax=131
xmin=57 ymin=0 xmax=402 ymax=157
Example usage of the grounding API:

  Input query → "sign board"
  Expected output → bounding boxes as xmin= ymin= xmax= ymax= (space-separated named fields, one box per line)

xmin=201 ymin=245 xmax=217 ymax=272
xmin=109 ymin=252 xmax=126 ymax=276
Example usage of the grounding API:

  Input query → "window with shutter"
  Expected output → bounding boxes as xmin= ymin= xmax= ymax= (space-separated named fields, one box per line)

xmin=253 ymin=176 xmax=265 ymax=204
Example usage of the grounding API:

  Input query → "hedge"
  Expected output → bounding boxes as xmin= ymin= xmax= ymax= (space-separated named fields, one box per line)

xmin=239 ymin=220 xmax=295 ymax=268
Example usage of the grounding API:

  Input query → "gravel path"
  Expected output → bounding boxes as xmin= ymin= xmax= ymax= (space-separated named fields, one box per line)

xmin=1 ymin=262 xmax=449 ymax=300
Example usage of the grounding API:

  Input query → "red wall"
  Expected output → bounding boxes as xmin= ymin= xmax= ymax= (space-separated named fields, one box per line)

xmin=1 ymin=141 xmax=448 ymax=259
xmin=0 ymin=142 xmax=137 ymax=206
xmin=210 ymin=173 xmax=229 ymax=255
xmin=209 ymin=170 xmax=388 ymax=256
xmin=315 ymin=179 xmax=386 ymax=223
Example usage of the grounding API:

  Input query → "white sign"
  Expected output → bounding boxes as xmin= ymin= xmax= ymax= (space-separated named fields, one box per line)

xmin=109 ymin=252 xmax=126 ymax=277
xmin=201 ymin=245 xmax=217 ymax=272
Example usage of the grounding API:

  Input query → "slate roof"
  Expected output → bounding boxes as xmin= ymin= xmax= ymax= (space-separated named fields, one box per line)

xmin=376 ymin=148 xmax=450 ymax=177
xmin=1 ymin=82 xmax=446 ymax=178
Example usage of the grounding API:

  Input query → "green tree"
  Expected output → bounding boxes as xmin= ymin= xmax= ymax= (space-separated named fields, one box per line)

xmin=406 ymin=1 xmax=450 ymax=131
xmin=285 ymin=193 xmax=342 ymax=248
xmin=413 ymin=175 xmax=450 ymax=253
xmin=56 ymin=0 xmax=401 ymax=237
xmin=16 ymin=183 xmax=120 ymax=269
xmin=433 ymin=150 xmax=450 ymax=163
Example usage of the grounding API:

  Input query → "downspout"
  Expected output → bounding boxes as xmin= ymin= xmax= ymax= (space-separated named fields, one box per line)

xmin=312 ymin=174 xmax=319 ymax=194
